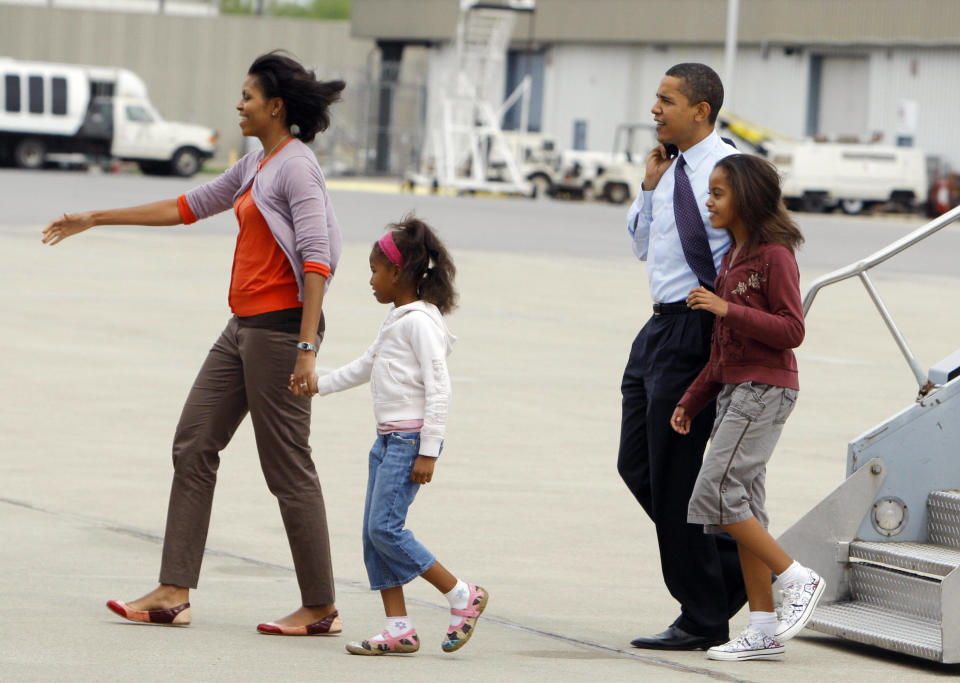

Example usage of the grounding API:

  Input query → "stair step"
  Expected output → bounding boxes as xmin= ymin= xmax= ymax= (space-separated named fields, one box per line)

xmin=928 ymin=490 xmax=960 ymax=548
xmin=850 ymin=541 xmax=960 ymax=578
xmin=849 ymin=563 xmax=941 ymax=620
xmin=810 ymin=601 xmax=941 ymax=662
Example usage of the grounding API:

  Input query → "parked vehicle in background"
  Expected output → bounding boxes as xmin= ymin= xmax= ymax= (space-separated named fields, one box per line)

xmin=589 ymin=123 xmax=658 ymax=203
xmin=764 ymin=140 xmax=927 ymax=215
xmin=0 ymin=57 xmax=217 ymax=176
xmin=551 ymin=149 xmax=605 ymax=200
xmin=489 ymin=131 xmax=562 ymax=198
xmin=553 ymin=124 xmax=657 ymax=203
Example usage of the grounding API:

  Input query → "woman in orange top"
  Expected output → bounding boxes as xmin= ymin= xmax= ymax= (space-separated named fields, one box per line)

xmin=43 ymin=52 xmax=346 ymax=635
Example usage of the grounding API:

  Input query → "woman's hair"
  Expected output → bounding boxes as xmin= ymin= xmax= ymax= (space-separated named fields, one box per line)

xmin=248 ymin=51 xmax=346 ymax=143
xmin=373 ymin=215 xmax=458 ymax=314
xmin=713 ymin=155 xmax=804 ymax=254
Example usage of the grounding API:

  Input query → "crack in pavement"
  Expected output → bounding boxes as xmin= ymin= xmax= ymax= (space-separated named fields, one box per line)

xmin=1 ymin=496 xmax=754 ymax=683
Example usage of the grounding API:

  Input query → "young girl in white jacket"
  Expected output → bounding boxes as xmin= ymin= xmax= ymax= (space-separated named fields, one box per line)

xmin=302 ymin=216 xmax=488 ymax=656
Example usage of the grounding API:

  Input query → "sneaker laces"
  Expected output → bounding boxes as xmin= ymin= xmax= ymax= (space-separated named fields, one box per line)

xmin=776 ymin=579 xmax=810 ymax=621
xmin=727 ymin=627 xmax=771 ymax=650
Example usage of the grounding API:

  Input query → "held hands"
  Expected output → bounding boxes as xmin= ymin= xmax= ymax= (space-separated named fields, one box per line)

xmin=670 ymin=406 xmax=691 ymax=435
xmin=42 ymin=212 xmax=95 ymax=245
xmin=686 ymin=286 xmax=728 ymax=317
xmin=410 ymin=455 xmax=436 ymax=485
xmin=642 ymin=144 xmax=675 ymax=191
xmin=288 ymin=352 xmax=319 ymax=398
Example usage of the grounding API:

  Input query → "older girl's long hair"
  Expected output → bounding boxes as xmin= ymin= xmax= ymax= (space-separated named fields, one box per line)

xmin=713 ymin=155 xmax=804 ymax=254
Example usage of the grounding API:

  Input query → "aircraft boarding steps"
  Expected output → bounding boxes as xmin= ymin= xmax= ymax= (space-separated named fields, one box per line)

xmin=778 ymin=204 xmax=960 ymax=663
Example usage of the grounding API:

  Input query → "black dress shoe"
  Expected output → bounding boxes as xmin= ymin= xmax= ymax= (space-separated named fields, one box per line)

xmin=630 ymin=624 xmax=726 ymax=651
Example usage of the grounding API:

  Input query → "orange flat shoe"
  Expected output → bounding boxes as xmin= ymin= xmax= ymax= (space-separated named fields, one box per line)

xmin=106 ymin=599 xmax=191 ymax=625
xmin=257 ymin=610 xmax=342 ymax=636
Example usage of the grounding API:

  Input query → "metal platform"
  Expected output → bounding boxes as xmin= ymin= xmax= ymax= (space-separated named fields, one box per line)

xmin=791 ymin=489 xmax=960 ymax=662
xmin=929 ymin=491 xmax=960 ymax=548
xmin=850 ymin=541 xmax=960 ymax=578
xmin=811 ymin=602 xmax=942 ymax=662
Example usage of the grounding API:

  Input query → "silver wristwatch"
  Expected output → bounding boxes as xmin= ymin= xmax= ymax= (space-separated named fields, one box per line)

xmin=296 ymin=341 xmax=318 ymax=353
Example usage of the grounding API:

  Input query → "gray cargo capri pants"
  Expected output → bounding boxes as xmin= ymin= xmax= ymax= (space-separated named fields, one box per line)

xmin=687 ymin=381 xmax=797 ymax=533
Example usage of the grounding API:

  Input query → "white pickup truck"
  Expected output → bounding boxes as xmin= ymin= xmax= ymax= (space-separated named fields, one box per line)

xmin=766 ymin=140 xmax=928 ymax=215
xmin=0 ymin=57 xmax=216 ymax=176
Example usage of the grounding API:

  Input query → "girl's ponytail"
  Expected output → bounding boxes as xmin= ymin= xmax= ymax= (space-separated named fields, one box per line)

xmin=391 ymin=215 xmax=458 ymax=314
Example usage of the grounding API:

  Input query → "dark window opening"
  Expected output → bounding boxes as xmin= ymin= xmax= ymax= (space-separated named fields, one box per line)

xmin=52 ymin=77 xmax=68 ymax=115
xmin=4 ymin=75 xmax=21 ymax=112
xmin=90 ymin=80 xmax=114 ymax=98
xmin=28 ymin=75 xmax=44 ymax=114
xmin=573 ymin=120 xmax=588 ymax=151
xmin=503 ymin=50 xmax=545 ymax=132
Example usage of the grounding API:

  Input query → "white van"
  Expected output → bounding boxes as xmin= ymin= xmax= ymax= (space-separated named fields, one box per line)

xmin=766 ymin=140 xmax=928 ymax=214
xmin=0 ymin=57 xmax=216 ymax=176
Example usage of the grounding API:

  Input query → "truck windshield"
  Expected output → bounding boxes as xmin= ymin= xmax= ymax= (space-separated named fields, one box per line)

xmin=125 ymin=105 xmax=154 ymax=123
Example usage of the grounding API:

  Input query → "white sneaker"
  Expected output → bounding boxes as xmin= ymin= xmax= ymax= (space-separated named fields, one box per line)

xmin=775 ymin=568 xmax=825 ymax=642
xmin=707 ymin=627 xmax=784 ymax=661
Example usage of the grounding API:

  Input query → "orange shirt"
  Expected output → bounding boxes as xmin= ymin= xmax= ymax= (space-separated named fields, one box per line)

xmin=178 ymin=139 xmax=331 ymax=317
xmin=228 ymin=187 xmax=302 ymax=316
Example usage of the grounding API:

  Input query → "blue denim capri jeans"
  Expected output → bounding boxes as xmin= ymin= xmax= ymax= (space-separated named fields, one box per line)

xmin=363 ymin=432 xmax=437 ymax=590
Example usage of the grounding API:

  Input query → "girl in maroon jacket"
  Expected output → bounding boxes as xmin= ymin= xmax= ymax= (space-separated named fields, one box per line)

xmin=670 ymin=155 xmax=824 ymax=662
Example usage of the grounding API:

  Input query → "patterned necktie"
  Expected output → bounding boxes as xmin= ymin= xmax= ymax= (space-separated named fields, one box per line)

xmin=673 ymin=156 xmax=717 ymax=288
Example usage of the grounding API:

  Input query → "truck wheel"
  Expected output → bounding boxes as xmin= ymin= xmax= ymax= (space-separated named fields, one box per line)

xmin=801 ymin=191 xmax=828 ymax=213
xmin=528 ymin=173 xmax=553 ymax=199
xmin=170 ymin=148 xmax=202 ymax=177
xmin=604 ymin=182 xmax=631 ymax=204
xmin=14 ymin=138 xmax=46 ymax=170
xmin=839 ymin=199 xmax=865 ymax=215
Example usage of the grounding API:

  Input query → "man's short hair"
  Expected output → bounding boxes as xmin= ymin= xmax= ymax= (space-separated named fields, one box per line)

xmin=665 ymin=63 xmax=724 ymax=124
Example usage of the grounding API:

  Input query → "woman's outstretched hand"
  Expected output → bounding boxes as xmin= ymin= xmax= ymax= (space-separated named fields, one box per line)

xmin=289 ymin=353 xmax=318 ymax=398
xmin=42 ymin=212 xmax=95 ymax=245
xmin=670 ymin=406 xmax=691 ymax=435
xmin=686 ymin=286 xmax=728 ymax=317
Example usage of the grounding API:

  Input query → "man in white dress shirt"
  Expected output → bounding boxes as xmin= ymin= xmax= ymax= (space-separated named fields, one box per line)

xmin=619 ymin=63 xmax=746 ymax=650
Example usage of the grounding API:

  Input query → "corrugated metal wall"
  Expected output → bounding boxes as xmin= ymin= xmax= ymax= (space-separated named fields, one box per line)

xmin=541 ymin=41 xmax=960 ymax=169
xmin=352 ymin=0 xmax=960 ymax=47
xmin=0 ymin=5 xmax=376 ymax=163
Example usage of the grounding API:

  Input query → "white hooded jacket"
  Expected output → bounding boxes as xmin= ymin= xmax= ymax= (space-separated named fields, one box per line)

xmin=315 ymin=301 xmax=455 ymax=457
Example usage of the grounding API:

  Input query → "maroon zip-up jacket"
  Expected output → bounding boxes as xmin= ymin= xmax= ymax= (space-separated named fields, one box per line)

xmin=678 ymin=241 xmax=804 ymax=418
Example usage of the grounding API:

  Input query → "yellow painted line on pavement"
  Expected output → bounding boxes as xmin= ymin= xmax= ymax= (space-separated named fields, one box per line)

xmin=324 ymin=179 xmax=405 ymax=194
xmin=325 ymin=178 xmax=530 ymax=200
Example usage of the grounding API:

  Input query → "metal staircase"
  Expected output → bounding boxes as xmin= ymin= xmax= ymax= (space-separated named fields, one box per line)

xmin=410 ymin=0 xmax=535 ymax=195
xmin=778 ymin=204 xmax=960 ymax=663
xmin=805 ymin=492 xmax=960 ymax=661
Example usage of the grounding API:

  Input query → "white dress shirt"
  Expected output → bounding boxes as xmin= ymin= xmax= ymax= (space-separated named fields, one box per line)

xmin=627 ymin=130 xmax=738 ymax=304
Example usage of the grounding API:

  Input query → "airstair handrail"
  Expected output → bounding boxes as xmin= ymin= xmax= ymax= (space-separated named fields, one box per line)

xmin=802 ymin=203 xmax=960 ymax=391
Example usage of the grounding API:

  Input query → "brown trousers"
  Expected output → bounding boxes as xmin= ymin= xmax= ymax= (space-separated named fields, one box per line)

xmin=159 ymin=317 xmax=334 ymax=606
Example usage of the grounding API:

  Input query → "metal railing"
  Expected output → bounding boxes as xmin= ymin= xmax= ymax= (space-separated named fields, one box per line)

xmin=802 ymin=204 xmax=960 ymax=392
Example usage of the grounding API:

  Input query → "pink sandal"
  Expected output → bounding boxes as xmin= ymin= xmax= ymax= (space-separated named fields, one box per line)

xmin=442 ymin=584 xmax=488 ymax=652
xmin=346 ymin=627 xmax=420 ymax=655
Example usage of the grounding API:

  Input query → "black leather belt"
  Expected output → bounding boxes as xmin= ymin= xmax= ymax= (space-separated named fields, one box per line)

xmin=652 ymin=301 xmax=691 ymax=315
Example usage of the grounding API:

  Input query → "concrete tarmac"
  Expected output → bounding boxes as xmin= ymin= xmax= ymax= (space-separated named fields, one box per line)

xmin=3 ymin=182 xmax=960 ymax=681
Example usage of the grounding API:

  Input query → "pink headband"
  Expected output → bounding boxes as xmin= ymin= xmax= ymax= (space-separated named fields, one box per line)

xmin=378 ymin=232 xmax=403 ymax=265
